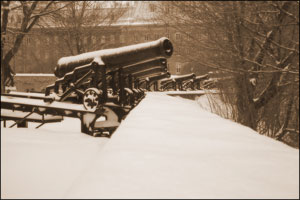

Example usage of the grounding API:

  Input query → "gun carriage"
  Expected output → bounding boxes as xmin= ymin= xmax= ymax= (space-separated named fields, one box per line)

xmin=138 ymin=72 xmax=171 ymax=91
xmin=160 ymin=78 xmax=176 ymax=91
xmin=193 ymin=74 xmax=209 ymax=90
xmin=173 ymin=73 xmax=195 ymax=91
xmin=160 ymin=73 xmax=195 ymax=91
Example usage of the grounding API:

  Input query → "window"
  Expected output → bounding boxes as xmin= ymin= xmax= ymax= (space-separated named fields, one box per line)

xmin=17 ymin=15 xmax=22 ymax=23
xmin=45 ymin=52 xmax=49 ymax=60
xmin=145 ymin=34 xmax=151 ymax=41
xmin=175 ymin=33 xmax=181 ymax=41
xmin=149 ymin=4 xmax=156 ymax=12
xmin=110 ymin=35 xmax=115 ymax=43
xmin=165 ymin=6 xmax=170 ymax=14
xmin=198 ymin=33 xmax=202 ymax=40
xmin=10 ymin=15 xmax=14 ymax=23
xmin=91 ymin=35 xmax=96 ymax=44
xmin=26 ymin=36 xmax=31 ymax=45
xmin=45 ymin=35 xmax=50 ymax=44
xmin=36 ymin=38 xmax=40 ymax=46
xmin=120 ymin=35 xmax=125 ymax=43
xmin=134 ymin=35 xmax=139 ymax=42
xmin=83 ymin=36 xmax=88 ymax=45
xmin=36 ymin=51 xmax=40 ymax=59
xmin=101 ymin=35 xmax=105 ymax=43
xmin=176 ymin=63 xmax=181 ymax=74
xmin=54 ymin=35 xmax=58 ymax=44
xmin=186 ymin=48 xmax=190 ymax=54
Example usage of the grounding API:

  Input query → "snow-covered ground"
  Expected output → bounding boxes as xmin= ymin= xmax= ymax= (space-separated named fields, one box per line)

xmin=1 ymin=92 xmax=299 ymax=199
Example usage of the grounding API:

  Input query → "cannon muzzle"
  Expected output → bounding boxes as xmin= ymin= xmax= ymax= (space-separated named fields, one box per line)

xmin=54 ymin=37 xmax=173 ymax=78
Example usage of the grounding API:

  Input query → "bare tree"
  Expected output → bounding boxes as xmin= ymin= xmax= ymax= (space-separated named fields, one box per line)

xmin=1 ymin=1 xmax=70 ymax=93
xmin=155 ymin=1 xmax=299 ymax=147
xmin=44 ymin=1 xmax=128 ymax=55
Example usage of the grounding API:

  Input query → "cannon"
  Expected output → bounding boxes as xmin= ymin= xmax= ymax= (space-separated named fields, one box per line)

xmin=182 ymin=79 xmax=194 ymax=90
xmin=46 ymin=38 xmax=172 ymax=101
xmin=132 ymin=67 xmax=167 ymax=79
xmin=104 ymin=58 xmax=168 ymax=105
xmin=160 ymin=78 xmax=176 ymax=91
xmin=193 ymin=74 xmax=209 ymax=90
xmin=54 ymin=37 xmax=173 ymax=78
xmin=173 ymin=73 xmax=196 ymax=91
xmin=43 ymin=37 xmax=173 ymax=136
xmin=159 ymin=73 xmax=196 ymax=91
xmin=173 ymin=73 xmax=195 ymax=82
xmin=122 ymin=58 xmax=167 ymax=75
xmin=139 ymin=72 xmax=171 ymax=91
xmin=124 ymin=66 xmax=167 ymax=96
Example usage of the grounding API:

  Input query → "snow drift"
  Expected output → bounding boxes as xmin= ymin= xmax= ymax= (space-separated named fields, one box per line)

xmin=1 ymin=92 xmax=299 ymax=199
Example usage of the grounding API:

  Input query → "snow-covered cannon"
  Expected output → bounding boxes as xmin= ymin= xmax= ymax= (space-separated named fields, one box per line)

xmin=159 ymin=73 xmax=196 ymax=91
xmin=173 ymin=73 xmax=195 ymax=82
xmin=43 ymin=37 xmax=173 ymax=137
xmin=106 ymin=58 xmax=168 ymax=106
xmin=193 ymin=74 xmax=209 ymax=90
xmin=173 ymin=73 xmax=196 ymax=91
xmin=160 ymin=78 xmax=176 ymax=91
xmin=122 ymin=58 xmax=167 ymax=75
xmin=132 ymin=66 xmax=167 ymax=80
xmin=139 ymin=72 xmax=171 ymax=91
xmin=54 ymin=37 xmax=173 ymax=78
xmin=45 ymin=37 xmax=173 ymax=100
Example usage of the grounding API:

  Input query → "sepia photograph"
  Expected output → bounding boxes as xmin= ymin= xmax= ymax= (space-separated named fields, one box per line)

xmin=1 ymin=1 xmax=299 ymax=199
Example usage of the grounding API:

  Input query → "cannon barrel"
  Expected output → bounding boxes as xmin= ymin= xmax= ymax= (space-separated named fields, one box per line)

xmin=54 ymin=37 xmax=173 ymax=78
xmin=194 ymin=74 xmax=209 ymax=82
xmin=146 ymin=72 xmax=171 ymax=83
xmin=132 ymin=67 xmax=167 ymax=79
xmin=160 ymin=77 xmax=175 ymax=85
xmin=173 ymin=73 xmax=195 ymax=82
xmin=122 ymin=58 xmax=166 ymax=75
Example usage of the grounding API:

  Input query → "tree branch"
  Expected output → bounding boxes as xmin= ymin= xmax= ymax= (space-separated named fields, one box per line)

xmin=29 ymin=2 xmax=72 ymax=19
xmin=253 ymin=51 xmax=297 ymax=109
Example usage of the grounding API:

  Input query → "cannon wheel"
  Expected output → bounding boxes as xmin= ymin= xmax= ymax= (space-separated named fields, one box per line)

xmin=83 ymin=88 xmax=101 ymax=111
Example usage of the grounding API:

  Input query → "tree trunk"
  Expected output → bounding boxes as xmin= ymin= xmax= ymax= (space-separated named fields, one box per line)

xmin=1 ymin=1 xmax=10 ymax=93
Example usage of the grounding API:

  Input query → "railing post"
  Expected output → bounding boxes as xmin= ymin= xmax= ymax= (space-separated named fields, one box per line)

xmin=128 ymin=74 xmax=133 ymax=90
xmin=146 ymin=81 xmax=150 ymax=91
xmin=100 ymin=64 xmax=107 ymax=103
xmin=118 ymin=68 xmax=125 ymax=106
xmin=110 ymin=71 xmax=117 ymax=95
xmin=154 ymin=81 xmax=158 ymax=91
